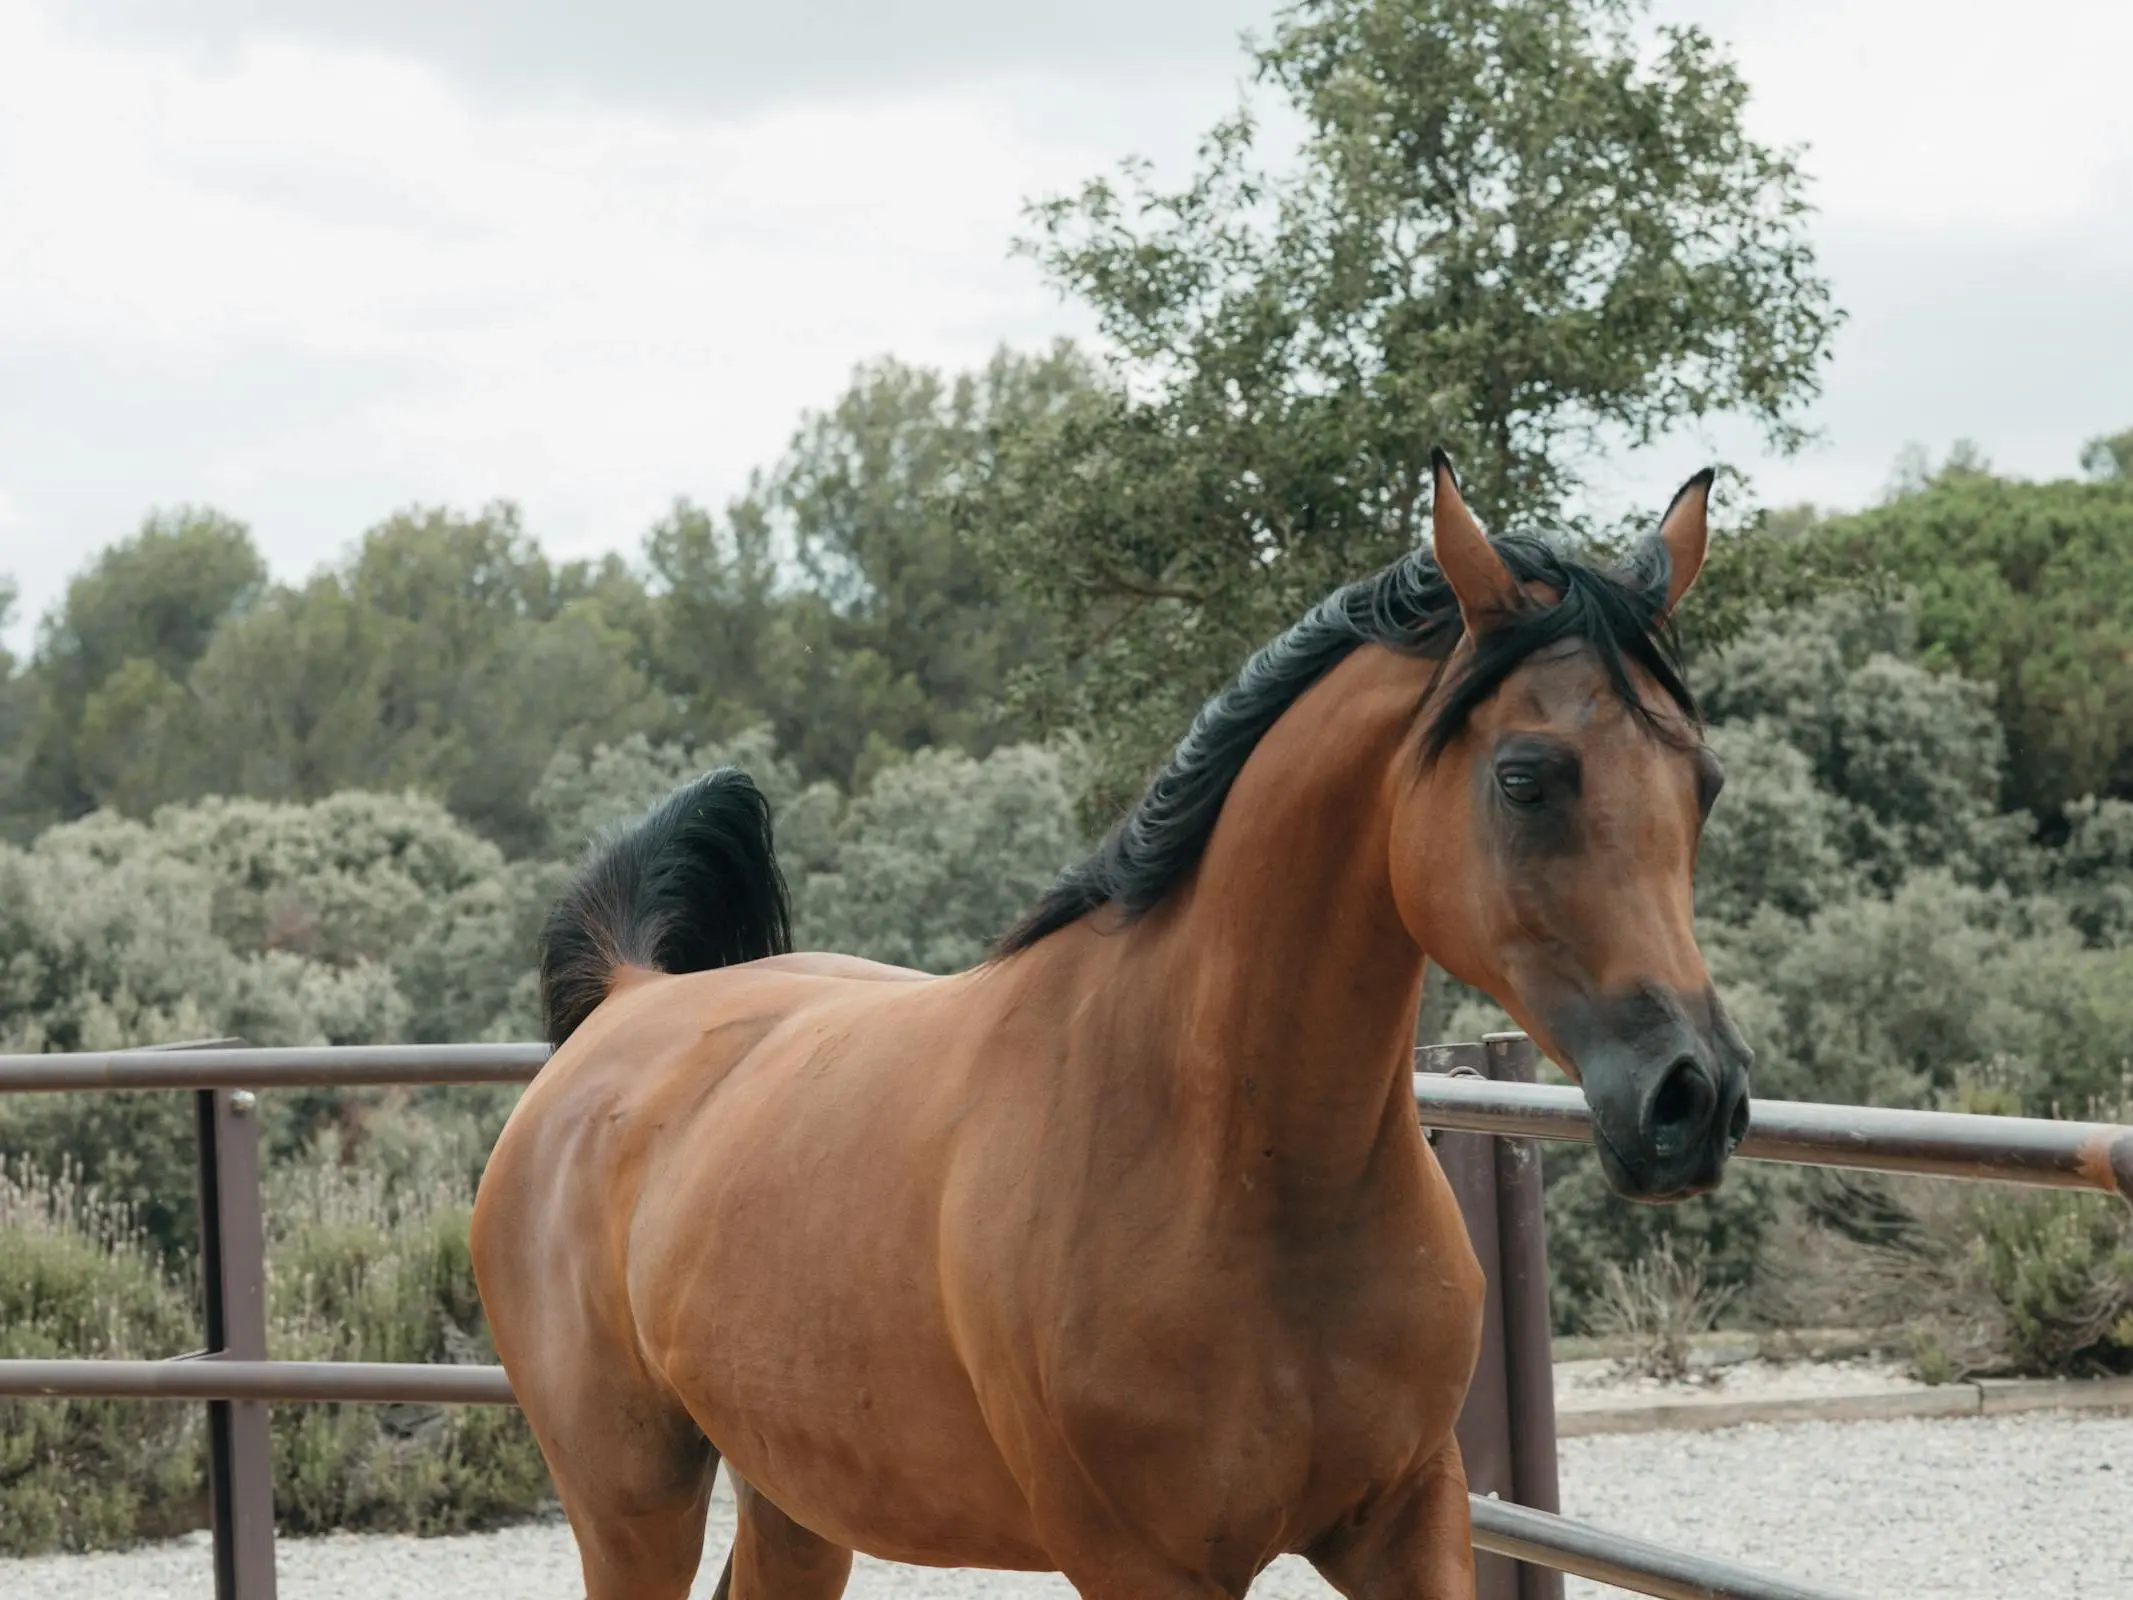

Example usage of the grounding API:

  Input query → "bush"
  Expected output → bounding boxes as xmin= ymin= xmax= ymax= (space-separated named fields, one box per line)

xmin=264 ymin=1155 xmax=551 ymax=1536
xmin=0 ymin=1161 xmax=203 ymax=1554
xmin=1542 ymin=1143 xmax=1785 ymax=1336
xmin=1969 ymin=1188 xmax=2133 ymax=1374
xmin=1759 ymin=1172 xmax=2133 ymax=1380
xmin=0 ymin=1148 xmax=556 ymax=1555
xmin=1590 ymin=1237 xmax=1736 ymax=1381
xmin=798 ymin=743 xmax=1083 ymax=971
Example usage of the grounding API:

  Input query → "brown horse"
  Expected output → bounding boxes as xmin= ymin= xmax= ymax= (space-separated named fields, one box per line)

xmin=471 ymin=455 xmax=1750 ymax=1600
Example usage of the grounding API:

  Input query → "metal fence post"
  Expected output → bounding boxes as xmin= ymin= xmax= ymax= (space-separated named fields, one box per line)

xmin=1428 ymin=1040 xmax=1519 ymax=1600
xmin=191 ymin=1056 xmax=278 ymax=1599
xmin=1484 ymin=1031 xmax=1564 ymax=1600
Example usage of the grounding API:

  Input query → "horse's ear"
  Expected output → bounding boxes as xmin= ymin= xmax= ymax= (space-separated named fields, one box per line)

xmin=1430 ymin=449 xmax=1523 ymax=634
xmin=1654 ymin=469 xmax=1716 ymax=620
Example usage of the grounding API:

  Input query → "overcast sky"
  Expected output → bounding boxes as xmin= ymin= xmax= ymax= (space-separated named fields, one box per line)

xmin=4 ymin=0 xmax=2130 ymax=651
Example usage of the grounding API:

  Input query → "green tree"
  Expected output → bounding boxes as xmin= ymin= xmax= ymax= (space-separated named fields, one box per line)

xmin=797 ymin=744 xmax=1084 ymax=971
xmin=1698 ymin=595 xmax=2010 ymax=891
xmin=0 ymin=579 xmax=41 ymax=840
xmin=1694 ymin=720 xmax=1853 ymax=923
xmin=18 ymin=509 xmax=263 ymax=823
xmin=182 ymin=574 xmax=394 ymax=803
xmin=2047 ymin=798 xmax=2133 ymax=948
xmin=777 ymin=347 xmax=1093 ymax=784
xmin=181 ymin=507 xmax=665 ymax=851
xmin=642 ymin=497 xmax=805 ymax=748
xmin=648 ymin=347 xmax=1094 ymax=789
xmin=1790 ymin=447 xmax=2133 ymax=816
xmin=988 ymin=0 xmax=1840 ymax=807
xmin=2079 ymin=427 xmax=2133 ymax=482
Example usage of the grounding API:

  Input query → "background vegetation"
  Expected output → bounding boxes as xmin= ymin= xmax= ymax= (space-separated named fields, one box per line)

xmin=2 ymin=0 xmax=2129 ymax=1554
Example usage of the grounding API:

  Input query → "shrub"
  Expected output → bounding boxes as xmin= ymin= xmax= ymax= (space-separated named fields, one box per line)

xmin=1542 ymin=1142 xmax=1783 ymax=1336
xmin=264 ymin=1155 xmax=551 ymax=1535
xmin=1590 ymin=1237 xmax=1736 ymax=1381
xmin=798 ymin=743 xmax=1083 ymax=971
xmin=0 ymin=1161 xmax=203 ymax=1554
xmin=1758 ymin=1171 xmax=2133 ymax=1379
xmin=0 ymin=1148 xmax=559 ymax=1555
xmin=1969 ymin=1188 xmax=2133 ymax=1374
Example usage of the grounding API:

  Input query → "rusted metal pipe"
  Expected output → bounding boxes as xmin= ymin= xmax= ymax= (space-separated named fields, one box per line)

xmin=1468 ymin=1497 xmax=1861 ymax=1600
xmin=0 ymin=1043 xmax=551 ymax=1091
xmin=0 ymin=1358 xmax=517 ymax=1405
xmin=13 ymin=1041 xmax=2126 ymax=1210
xmin=1413 ymin=1071 xmax=2133 ymax=1202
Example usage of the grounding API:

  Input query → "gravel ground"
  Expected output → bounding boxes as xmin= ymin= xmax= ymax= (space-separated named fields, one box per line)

xmin=4 ymin=1410 xmax=2126 ymax=1598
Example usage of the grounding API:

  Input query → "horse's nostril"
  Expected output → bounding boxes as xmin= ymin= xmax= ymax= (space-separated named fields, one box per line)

xmin=1650 ymin=1057 xmax=1713 ymax=1134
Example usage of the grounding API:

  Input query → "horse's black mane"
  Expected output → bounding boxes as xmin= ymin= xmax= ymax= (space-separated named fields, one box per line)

xmin=996 ymin=531 xmax=1697 ymax=956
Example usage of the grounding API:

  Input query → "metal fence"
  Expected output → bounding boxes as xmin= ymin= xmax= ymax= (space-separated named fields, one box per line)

xmin=1 ymin=1036 xmax=2128 ymax=1600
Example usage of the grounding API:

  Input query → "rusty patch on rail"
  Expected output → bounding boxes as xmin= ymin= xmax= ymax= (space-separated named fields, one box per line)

xmin=2077 ymin=1127 xmax=2133 ymax=1204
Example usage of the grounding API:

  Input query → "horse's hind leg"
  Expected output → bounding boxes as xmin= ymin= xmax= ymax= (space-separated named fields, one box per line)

xmin=711 ymin=1476 xmax=853 ymax=1600
xmin=518 ymin=1369 xmax=717 ymax=1600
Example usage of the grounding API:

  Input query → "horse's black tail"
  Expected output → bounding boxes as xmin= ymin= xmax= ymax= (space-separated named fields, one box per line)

xmin=539 ymin=768 xmax=792 ymax=1047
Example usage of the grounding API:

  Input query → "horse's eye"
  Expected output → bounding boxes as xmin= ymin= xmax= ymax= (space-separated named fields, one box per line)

xmin=1497 ymin=769 xmax=1543 ymax=807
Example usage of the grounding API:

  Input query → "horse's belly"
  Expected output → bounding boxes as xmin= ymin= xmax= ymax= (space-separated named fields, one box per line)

xmin=669 ymin=1283 xmax=1047 ymax=1567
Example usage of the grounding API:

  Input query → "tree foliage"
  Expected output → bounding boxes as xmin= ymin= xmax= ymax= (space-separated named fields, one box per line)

xmin=987 ymin=0 xmax=1839 ymax=807
xmin=18 ymin=509 xmax=264 ymax=825
xmin=647 ymin=347 xmax=1095 ymax=790
xmin=798 ymin=744 xmax=1083 ymax=972
xmin=1783 ymin=447 xmax=2133 ymax=817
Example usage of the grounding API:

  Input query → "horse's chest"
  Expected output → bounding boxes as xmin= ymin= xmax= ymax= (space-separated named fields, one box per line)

xmin=1038 ymin=1227 xmax=1484 ymax=1551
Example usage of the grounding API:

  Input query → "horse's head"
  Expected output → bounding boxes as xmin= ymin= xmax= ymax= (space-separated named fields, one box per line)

xmin=1392 ymin=455 xmax=1750 ymax=1202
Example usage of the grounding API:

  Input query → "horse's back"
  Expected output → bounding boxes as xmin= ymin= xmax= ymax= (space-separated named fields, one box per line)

xmin=478 ymin=955 xmax=939 ymax=1248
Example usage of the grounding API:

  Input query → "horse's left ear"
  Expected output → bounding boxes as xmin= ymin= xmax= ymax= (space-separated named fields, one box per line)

xmin=1654 ymin=469 xmax=1716 ymax=620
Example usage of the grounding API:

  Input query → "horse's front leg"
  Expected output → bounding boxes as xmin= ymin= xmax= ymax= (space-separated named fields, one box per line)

xmin=1307 ymin=1438 xmax=1476 ymax=1600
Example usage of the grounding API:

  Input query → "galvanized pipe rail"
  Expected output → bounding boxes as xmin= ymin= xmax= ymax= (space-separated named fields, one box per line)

xmin=1468 ymin=1499 xmax=1859 ymax=1600
xmin=0 ymin=1358 xmax=517 ymax=1405
xmin=1410 ymin=1067 xmax=2133 ymax=1202
xmin=0 ymin=1042 xmax=550 ymax=1090
xmin=6 ymin=1042 xmax=2128 ymax=1204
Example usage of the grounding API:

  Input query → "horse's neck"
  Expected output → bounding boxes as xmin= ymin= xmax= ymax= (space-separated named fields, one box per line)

xmin=1129 ymin=648 xmax=1432 ymax=1201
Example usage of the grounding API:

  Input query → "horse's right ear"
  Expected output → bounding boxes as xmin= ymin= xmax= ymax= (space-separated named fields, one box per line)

xmin=1431 ymin=449 xmax=1524 ymax=635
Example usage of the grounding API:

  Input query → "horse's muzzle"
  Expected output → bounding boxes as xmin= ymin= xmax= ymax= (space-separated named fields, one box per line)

xmin=1555 ymin=984 xmax=1753 ymax=1203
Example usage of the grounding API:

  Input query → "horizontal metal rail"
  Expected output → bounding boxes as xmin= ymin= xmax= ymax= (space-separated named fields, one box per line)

xmin=0 ymin=1042 xmax=550 ymax=1090
xmin=1410 ymin=1073 xmax=2133 ymax=1202
xmin=1469 ymin=1498 xmax=1859 ymax=1600
xmin=4 ymin=1042 xmax=2122 ymax=1199
xmin=0 ymin=1039 xmax=2112 ymax=1600
xmin=0 ymin=1358 xmax=515 ymax=1405
xmin=0 ymin=1359 xmax=1842 ymax=1600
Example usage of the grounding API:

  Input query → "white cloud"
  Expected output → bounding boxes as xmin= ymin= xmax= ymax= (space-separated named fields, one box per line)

xmin=57 ymin=0 xmax=1279 ymax=114
xmin=1684 ymin=0 xmax=2133 ymax=230
xmin=2 ymin=0 xmax=2131 ymax=653
xmin=0 ymin=0 xmax=1244 ymax=643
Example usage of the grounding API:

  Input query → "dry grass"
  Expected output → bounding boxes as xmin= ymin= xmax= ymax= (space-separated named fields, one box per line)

xmin=1589 ymin=1237 xmax=1737 ymax=1381
xmin=1755 ymin=1171 xmax=2133 ymax=1382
